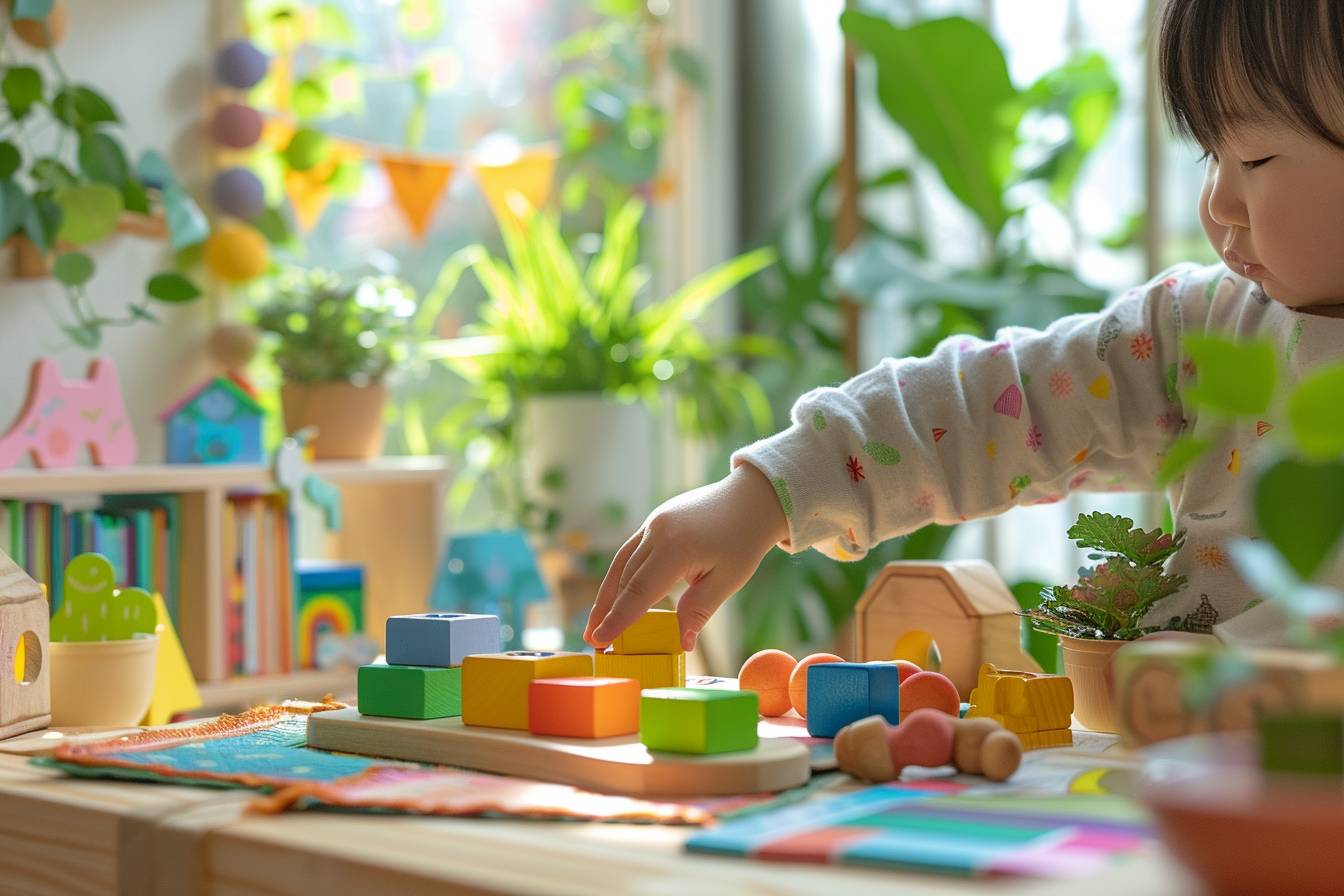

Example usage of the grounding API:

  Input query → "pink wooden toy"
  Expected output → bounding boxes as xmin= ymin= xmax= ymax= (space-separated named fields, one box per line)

xmin=0 ymin=358 xmax=137 ymax=469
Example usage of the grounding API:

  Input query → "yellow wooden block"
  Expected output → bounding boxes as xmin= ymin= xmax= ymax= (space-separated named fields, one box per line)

xmin=1018 ymin=728 xmax=1074 ymax=750
xmin=966 ymin=663 xmax=1073 ymax=732
xmin=461 ymin=651 xmax=593 ymax=729
xmin=611 ymin=609 xmax=681 ymax=655
xmin=595 ymin=651 xmax=685 ymax=689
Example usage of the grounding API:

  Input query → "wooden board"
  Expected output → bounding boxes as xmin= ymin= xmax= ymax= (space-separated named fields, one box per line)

xmin=306 ymin=707 xmax=811 ymax=797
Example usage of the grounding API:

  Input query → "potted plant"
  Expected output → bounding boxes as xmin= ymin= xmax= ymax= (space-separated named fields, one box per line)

xmin=254 ymin=267 xmax=416 ymax=459
xmin=420 ymin=196 xmax=775 ymax=547
xmin=1025 ymin=511 xmax=1187 ymax=732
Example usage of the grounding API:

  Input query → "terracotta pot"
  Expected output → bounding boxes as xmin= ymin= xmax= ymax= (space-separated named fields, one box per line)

xmin=281 ymin=381 xmax=388 ymax=460
xmin=1060 ymin=635 xmax=1126 ymax=733
xmin=8 ymin=213 xmax=169 ymax=278
xmin=49 ymin=636 xmax=159 ymax=727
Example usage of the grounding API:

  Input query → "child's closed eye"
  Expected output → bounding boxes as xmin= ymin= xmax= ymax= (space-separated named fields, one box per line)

xmin=1240 ymin=155 xmax=1276 ymax=170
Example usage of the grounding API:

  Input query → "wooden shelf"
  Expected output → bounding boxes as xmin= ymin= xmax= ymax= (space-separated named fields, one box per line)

xmin=195 ymin=668 xmax=356 ymax=712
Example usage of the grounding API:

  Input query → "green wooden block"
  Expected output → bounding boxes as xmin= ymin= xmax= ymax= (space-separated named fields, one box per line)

xmin=1258 ymin=711 xmax=1344 ymax=778
xmin=640 ymin=687 xmax=758 ymax=754
xmin=358 ymin=664 xmax=462 ymax=719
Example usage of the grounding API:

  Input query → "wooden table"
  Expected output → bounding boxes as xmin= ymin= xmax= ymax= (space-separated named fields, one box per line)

xmin=0 ymin=733 xmax=1195 ymax=895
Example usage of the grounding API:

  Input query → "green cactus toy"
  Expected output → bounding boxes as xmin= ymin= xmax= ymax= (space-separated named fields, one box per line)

xmin=51 ymin=553 xmax=157 ymax=642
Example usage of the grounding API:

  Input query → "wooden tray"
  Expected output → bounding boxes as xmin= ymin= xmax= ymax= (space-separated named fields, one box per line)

xmin=306 ymin=708 xmax=812 ymax=797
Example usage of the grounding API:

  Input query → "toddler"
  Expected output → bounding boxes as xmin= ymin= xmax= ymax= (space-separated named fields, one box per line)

xmin=586 ymin=0 xmax=1344 ymax=653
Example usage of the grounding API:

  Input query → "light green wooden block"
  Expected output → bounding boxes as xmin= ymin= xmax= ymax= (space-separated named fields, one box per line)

xmin=640 ymin=687 xmax=758 ymax=754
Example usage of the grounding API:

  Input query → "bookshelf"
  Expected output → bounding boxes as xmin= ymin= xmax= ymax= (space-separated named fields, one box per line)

xmin=0 ymin=457 xmax=448 ymax=705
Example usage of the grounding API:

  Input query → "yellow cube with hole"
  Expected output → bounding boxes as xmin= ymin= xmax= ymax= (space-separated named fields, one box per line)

xmin=611 ymin=608 xmax=681 ymax=654
xmin=461 ymin=651 xmax=593 ymax=729
xmin=595 ymin=650 xmax=685 ymax=690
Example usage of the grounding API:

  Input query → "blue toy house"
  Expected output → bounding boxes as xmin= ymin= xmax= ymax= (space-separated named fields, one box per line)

xmin=160 ymin=376 xmax=265 ymax=464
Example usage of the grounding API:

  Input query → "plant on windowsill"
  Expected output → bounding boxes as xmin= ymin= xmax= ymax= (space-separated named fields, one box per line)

xmin=253 ymin=267 xmax=417 ymax=460
xmin=1025 ymin=511 xmax=1188 ymax=732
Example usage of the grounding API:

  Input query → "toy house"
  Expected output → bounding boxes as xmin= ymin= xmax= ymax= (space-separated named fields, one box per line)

xmin=160 ymin=375 xmax=264 ymax=464
xmin=0 ymin=548 xmax=51 ymax=738
xmin=854 ymin=560 xmax=1042 ymax=698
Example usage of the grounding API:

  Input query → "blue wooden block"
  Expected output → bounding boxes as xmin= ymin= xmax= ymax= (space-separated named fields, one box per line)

xmin=386 ymin=613 xmax=502 ymax=667
xmin=806 ymin=662 xmax=901 ymax=738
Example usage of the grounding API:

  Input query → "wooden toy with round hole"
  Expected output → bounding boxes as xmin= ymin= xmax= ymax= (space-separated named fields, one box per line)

xmin=0 ymin=549 xmax=50 ymax=737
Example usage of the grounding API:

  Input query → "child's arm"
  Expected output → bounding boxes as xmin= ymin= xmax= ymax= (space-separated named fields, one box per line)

xmin=733 ymin=265 xmax=1204 ymax=562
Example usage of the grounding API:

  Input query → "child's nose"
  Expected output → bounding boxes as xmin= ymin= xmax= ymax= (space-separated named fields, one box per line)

xmin=1206 ymin=166 xmax=1249 ymax=229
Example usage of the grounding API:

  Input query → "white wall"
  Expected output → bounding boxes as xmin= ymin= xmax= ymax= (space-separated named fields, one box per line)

xmin=0 ymin=0 xmax=218 ymax=466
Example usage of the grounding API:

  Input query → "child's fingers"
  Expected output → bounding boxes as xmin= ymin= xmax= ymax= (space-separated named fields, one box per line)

xmin=584 ymin=530 xmax=644 ymax=646
xmin=675 ymin=569 xmax=739 ymax=651
xmin=591 ymin=544 xmax=684 ymax=645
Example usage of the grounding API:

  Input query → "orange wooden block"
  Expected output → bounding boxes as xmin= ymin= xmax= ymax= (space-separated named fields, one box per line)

xmin=527 ymin=677 xmax=641 ymax=739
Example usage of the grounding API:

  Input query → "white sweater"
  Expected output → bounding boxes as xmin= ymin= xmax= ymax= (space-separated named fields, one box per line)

xmin=734 ymin=263 xmax=1344 ymax=637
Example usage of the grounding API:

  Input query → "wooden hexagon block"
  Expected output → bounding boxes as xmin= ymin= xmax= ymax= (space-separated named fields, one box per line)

xmin=385 ymin=612 xmax=501 ymax=668
xmin=461 ymin=651 xmax=593 ymax=729
xmin=358 ymin=663 xmax=462 ymax=720
xmin=528 ymin=677 xmax=640 ymax=738
xmin=640 ymin=687 xmax=758 ymax=754
xmin=595 ymin=650 xmax=685 ymax=689
xmin=610 ymin=608 xmax=681 ymax=654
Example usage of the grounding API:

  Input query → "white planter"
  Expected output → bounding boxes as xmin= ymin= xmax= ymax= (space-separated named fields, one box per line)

xmin=519 ymin=395 xmax=655 ymax=550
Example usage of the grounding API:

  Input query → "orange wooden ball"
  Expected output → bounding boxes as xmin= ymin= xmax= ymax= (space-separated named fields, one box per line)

xmin=892 ymin=659 xmax=922 ymax=684
xmin=899 ymin=670 xmax=960 ymax=721
xmin=11 ymin=0 xmax=69 ymax=48
xmin=738 ymin=649 xmax=797 ymax=717
xmin=787 ymin=652 xmax=844 ymax=718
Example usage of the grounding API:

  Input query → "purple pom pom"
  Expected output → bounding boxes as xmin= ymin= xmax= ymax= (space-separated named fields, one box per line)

xmin=209 ymin=103 xmax=264 ymax=149
xmin=210 ymin=167 xmax=266 ymax=221
xmin=215 ymin=40 xmax=269 ymax=90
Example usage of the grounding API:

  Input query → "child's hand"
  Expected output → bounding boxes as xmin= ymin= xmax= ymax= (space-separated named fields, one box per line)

xmin=584 ymin=463 xmax=789 ymax=652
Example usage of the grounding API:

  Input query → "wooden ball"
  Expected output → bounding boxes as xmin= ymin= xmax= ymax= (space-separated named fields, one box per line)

xmin=787 ymin=652 xmax=844 ymax=718
xmin=887 ymin=707 xmax=956 ymax=770
xmin=892 ymin=659 xmax=922 ymax=684
xmin=209 ymin=103 xmax=264 ymax=150
xmin=951 ymin=716 xmax=1001 ymax=775
xmin=11 ymin=0 xmax=69 ymax=49
xmin=833 ymin=714 xmax=896 ymax=782
xmin=208 ymin=323 xmax=261 ymax=369
xmin=738 ymin=649 xmax=797 ymax=717
xmin=899 ymin=670 xmax=961 ymax=721
xmin=978 ymin=729 xmax=1023 ymax=782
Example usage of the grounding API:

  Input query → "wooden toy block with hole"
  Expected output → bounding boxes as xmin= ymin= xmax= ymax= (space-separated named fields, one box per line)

xmin=854 ymin=560 xmax=1042 ymax=698
xmin=595 ymin=649 xmax=685 ymax=689
xmin=385 ymin=612 xmax=501 ymax=667
xmin=528 ymin=677 xmax=640 ymax=738
xmin=0 ymin=549 xmax=50 ymax=738
xmin=461 ymin=650 xmax=593 ymax=729
xmin=965 ymin=662 xmax=1073 ymax=749
xmin=805 ymin=662 xmax=900 ymax=738
xmin=611 ymin=608 xmax=680 ymax=654
xmin=358 ymin=663 xmax=462 ymax=719
xmin=640 ymin=687 xmax=758 ymax=754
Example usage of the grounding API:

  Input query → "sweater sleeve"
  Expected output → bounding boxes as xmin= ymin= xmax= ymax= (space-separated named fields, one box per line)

xmin=732 ymin=264 xmax=1208 ymax=561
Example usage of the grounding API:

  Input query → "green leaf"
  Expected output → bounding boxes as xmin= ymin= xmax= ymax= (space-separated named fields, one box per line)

xmin=291 ymin=77 xmax=330 ymax=120
xmin=21 ymin=193 xmax=60 ymax=251
xmin=1227 ymin=537 xmax=1344 ymax=621
xmin=77 ymin=131 xmax=130 ymax=186
xmin=128 ymin=304 xmax=159 ymax=323
xmin=121 ymin=178 xmax=150 ymax=215
xmin=841 ymin=11 xmax=1018 ymax=237
xmin=136 ymin=149 xmax=176 ymax=189
xmin=281 ymin=127 xmax=329 ymax=171
xmin=0 ymin=142 xmax=19 ymax=180
xmin=1180 ymin=335 xmax=1277 ymax=416
xmin=1288 ymin=363 xmax=1344 ymax=459
xmin=162 ymin=185 xmax=209 ymax=250
xmin=51 ymin=251 xmax=94 ymax=286
xmin=51 ymin=86 xmax=121 ymax=129
xmin=30 ymin=156 xmax=76 ymax=191
xmin=0 ymin=179 xmax=29 ymax=241
xmin=1 ymin=66 xmax=43 ymax=119
xmin=1155 ymin=433 xmax=1214 ymax=487
xmin=62 ymin=323 xmax=100 ymax=349
xmin=252 ymin=205 xmax=292 ymax=245
xmin=1254 ymin=458 xmax=1344 ymax=581
xmin=54 ymin=183 xmax=123 ymax=245
xmin=315 ymin=3 xmax=356 ymax=44
xmin=146 ymin=271 xmax=202 ymax=303
xmin=1065 ymin=511 xmax=1182 ymax=566
xmin=667 ymin=45 xmax=707 ymax=89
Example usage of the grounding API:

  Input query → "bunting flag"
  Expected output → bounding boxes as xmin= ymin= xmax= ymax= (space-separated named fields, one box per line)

xmin=378 ymin=153 xmax=457 ymax=241
xmin=471 ymin=145 xmax=558 ymax=228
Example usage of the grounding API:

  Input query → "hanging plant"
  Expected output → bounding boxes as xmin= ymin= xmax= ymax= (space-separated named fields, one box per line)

xmin=1 ymin=1 xmax=210 ymax=348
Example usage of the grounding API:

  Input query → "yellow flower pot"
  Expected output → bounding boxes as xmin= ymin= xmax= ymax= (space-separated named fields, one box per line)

xmin=49 ymin=636 xmax=159 ymax=727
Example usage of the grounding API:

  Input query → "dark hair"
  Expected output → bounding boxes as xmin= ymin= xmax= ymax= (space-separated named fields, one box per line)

xmin=1158 ymin=0 xmax=1344 ymax=152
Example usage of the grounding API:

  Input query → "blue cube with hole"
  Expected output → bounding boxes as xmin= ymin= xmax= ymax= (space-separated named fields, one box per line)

xmin=806 ymin=662 xmax=901 ymax=738
xmin=386 ymin=613 xmax=502 ymax=668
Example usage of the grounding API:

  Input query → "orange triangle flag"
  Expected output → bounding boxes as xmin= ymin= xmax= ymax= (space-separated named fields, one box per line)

xmin=472 ymin=145 xmax=558 ymax=228
xmin=379 ymin=153 xmax=456 ymax=241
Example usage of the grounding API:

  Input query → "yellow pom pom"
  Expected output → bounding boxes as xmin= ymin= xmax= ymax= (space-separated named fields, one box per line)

xmin=203 ymin=221 xmax=269 ymax=283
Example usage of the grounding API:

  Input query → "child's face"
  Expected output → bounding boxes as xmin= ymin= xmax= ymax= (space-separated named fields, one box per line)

xmin=1199 ymin=119 xmax=1344 ymax=314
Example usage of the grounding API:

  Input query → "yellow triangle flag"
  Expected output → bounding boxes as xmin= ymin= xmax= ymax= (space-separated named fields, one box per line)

xmin=142 ymin=592 xmax=202 ymax=726
xmin=472 ymin=145 xmax=558 ymax=228
xmin=379 ymin=153 xmax=456 ymax=241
